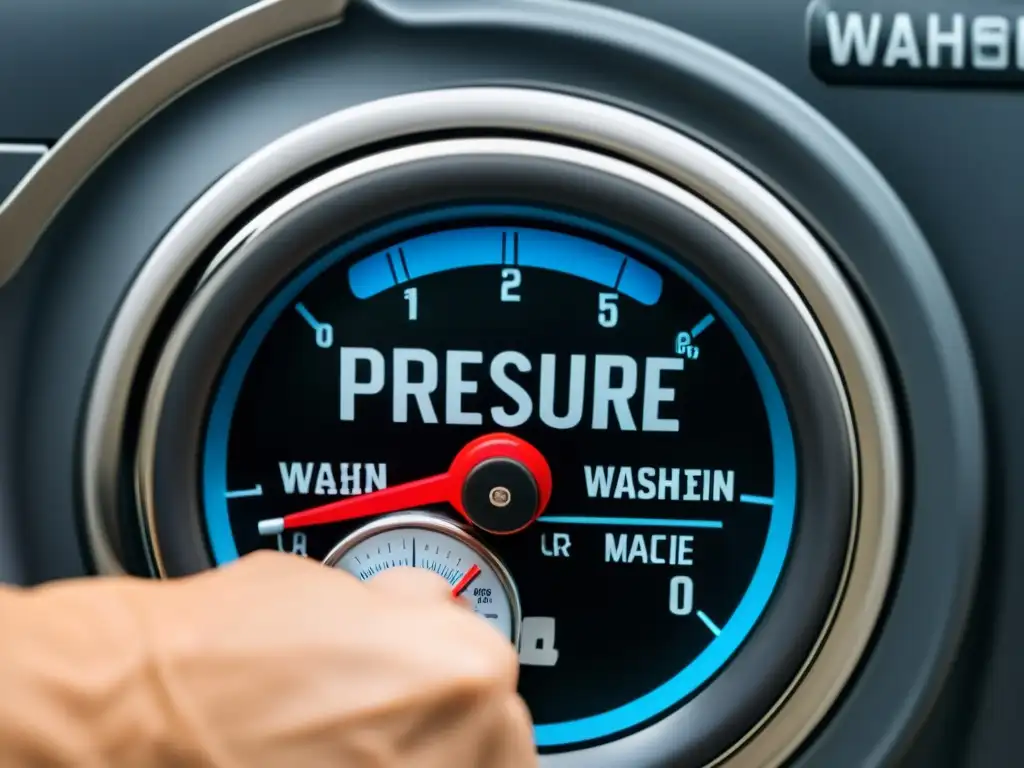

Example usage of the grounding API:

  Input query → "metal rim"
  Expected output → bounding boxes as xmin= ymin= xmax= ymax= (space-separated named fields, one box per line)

xmin=0 ymin=0 xmax=347 ymax=286
xmin=321 ymin=510 xmax=524 ymax=648
xmin=83 ymin=88 xmax=901 ymax=767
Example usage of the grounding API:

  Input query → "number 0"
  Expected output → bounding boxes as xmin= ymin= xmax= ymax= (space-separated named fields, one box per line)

xmin=598 ymin=293 xmax=619 ymax=328
xmin=669 ymin=576 xmax=693 ymax=616
xmin=315 ymin=324 xmax=334 ymax=348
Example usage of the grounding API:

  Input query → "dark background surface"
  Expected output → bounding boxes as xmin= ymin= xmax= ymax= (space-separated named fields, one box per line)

xmin=0 ymin=1 xmax=1015 ymax=766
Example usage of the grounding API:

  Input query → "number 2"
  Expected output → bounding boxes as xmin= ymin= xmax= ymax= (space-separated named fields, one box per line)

xmin=598 ymin=292 xmax=619 ymax=328
xmin=501 ymin=268 xmax=522 ymax=302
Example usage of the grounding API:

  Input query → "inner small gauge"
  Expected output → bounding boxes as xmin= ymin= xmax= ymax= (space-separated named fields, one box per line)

xmin=323 ymin=512 xmax=522 ymax=643
xmin=136 ymin=145 xmax=855 ymax=763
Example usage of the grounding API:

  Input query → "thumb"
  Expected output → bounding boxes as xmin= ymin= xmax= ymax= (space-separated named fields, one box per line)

xmin=364 ymin=566 xmax=455 ymax=603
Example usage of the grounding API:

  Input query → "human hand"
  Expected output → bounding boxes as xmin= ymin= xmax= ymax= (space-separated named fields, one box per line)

xmin=0 ymin=550 xmax=537 ymax=768
xmin=133 ymin=551 xmax=538 ymax=767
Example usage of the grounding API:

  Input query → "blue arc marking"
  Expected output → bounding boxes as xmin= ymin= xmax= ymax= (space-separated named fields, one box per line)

xmin=538 ymin=516 xmax=722 ymax=529
xmin=347 ymin=227 xmax=663 ymax=306
xmin=201 ymin=204 xmax=797 ymax=749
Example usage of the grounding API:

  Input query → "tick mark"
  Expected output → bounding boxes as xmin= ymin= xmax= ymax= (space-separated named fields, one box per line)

xmin=397 ymin=247 xmax=411 ymax=280
xmin=697 ymin=610 xmax=721 ymax=637
xmin=294 ymin=303 xmax=320 ymax=329
xmin=613 ymin=257 xmax=628 ymax=290
xmin=385 ymin=252 xmax=399 ymax=283
xmin=225 ymin=485 xmax=263 ymax=499
xmin=690 ymin=314 xmax=715 ymax=338
xmin=538 ymin=516 xmax=722 ymax=529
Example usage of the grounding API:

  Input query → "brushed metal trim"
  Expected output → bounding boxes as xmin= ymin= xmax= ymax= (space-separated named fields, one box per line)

xmin=0 ymin=0 xmax=347 ymax=287
xmin=0 ymin=144 xmax=48 ymax=156
xmin=0 ymin=145 xmax=47 ymax=208
xmin=83 ymin=89 xmax=901 ymax=767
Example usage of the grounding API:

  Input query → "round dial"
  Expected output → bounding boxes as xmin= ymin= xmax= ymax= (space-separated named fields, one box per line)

xmin=119 ymin=134 xmax=883 ymax=767
xmin=323 ymin=512 xmax=521 ymax=643
xmin=198 ymin=206 xmax=813 ymax=751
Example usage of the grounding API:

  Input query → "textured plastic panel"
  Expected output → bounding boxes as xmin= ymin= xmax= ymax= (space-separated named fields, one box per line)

xmin=0 ymin=0 xmax=1013 ymax=765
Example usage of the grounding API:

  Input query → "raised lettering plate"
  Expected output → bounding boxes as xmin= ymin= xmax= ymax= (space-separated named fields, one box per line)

xmin=808 ymin=0 xmax=1024 ymax=86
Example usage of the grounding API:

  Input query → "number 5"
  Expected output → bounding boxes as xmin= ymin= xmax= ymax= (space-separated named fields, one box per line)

xmin=598 ymin=293 xmax=619 ymax=328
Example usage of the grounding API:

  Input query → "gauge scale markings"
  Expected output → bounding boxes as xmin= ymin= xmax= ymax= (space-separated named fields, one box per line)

xmin=347 ymin=227 xmax=664 ymax=306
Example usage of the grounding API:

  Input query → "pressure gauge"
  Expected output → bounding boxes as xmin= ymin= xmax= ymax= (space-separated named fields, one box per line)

xmin=324 ymin=512 xmax=522 ymax=645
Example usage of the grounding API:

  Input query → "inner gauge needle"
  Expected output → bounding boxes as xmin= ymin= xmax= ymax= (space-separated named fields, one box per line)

xmin=451 ymin=564 xmax=482 ymax=598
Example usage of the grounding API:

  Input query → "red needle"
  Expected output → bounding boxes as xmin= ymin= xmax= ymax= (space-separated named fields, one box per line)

xmin=451 ymin=564 xmax=482 ymax=598
xmin=257 ymin=432 xmax=553 ymax=536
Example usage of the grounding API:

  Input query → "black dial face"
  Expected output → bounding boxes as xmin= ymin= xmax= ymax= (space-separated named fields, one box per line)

xmin=200 ymin=205 xmax=798 ymax=751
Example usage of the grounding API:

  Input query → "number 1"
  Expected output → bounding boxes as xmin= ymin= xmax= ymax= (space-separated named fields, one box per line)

xmin=404 ymin=287 xmax=418 ymax=320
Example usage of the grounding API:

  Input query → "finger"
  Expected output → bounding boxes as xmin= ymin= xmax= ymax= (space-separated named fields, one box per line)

xmin=479 ymin=695 xmax=539 ymax=768
xmin=366 ymin=566 xmax=454 ymax=602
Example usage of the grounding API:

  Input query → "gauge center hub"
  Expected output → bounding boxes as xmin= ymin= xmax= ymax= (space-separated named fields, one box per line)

xmin=463 ymin=458 xmax=539 ymax=533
